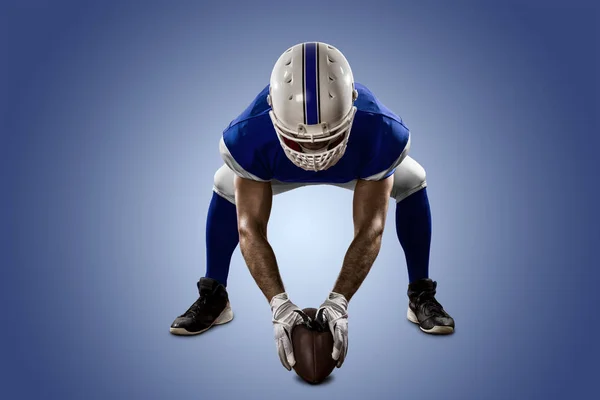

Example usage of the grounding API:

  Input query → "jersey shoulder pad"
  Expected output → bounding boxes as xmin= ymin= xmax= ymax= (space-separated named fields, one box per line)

xmin=220 ymin=116 xmax=277 ymax=182
xmin=219 ymin=85 xmax=276 ymax=181
xmin=359 ymin=113 xmax=411 ymax=181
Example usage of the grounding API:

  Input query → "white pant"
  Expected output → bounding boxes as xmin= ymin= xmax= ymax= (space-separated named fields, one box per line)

xmin=213 ymin=156 xmax=427 ymax=204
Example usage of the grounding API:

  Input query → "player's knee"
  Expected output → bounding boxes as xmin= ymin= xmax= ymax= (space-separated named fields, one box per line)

xmin=392 ymin=158 xmax=427 ymax=202
xmin=213 ymin=164 xmax=236 ymax=204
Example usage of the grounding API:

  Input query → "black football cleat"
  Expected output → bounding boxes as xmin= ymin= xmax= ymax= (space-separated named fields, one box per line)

xmin=407 ymin=278 xmax=455 ymax=335
xmin=170 ymin=277 xmax=233 ymax=336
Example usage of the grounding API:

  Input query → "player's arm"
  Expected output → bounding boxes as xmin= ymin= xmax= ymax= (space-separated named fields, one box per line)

xmin=331 ymin=174 xmax=394 ymax=301
xmin=234 ymin=175 xmax=286 ymax=302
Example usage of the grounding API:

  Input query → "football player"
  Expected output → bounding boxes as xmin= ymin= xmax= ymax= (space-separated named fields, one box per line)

xmin=170 ymin=42 xmax=455 ymax=371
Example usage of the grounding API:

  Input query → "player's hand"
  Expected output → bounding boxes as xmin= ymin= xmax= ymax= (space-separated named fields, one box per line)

xmin=316 ymin=292 xmax=349 ymax=368
xmin=270 ymin=292 xmax=306 ymax=371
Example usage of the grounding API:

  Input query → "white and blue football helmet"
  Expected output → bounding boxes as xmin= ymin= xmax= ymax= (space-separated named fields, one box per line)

xmin=267 ymin=42 xmax=359 ymax=171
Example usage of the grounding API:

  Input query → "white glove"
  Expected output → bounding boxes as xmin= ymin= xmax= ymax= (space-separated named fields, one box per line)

xmin=270 ymin=292 xmax=306 ymax=371
xmin=315 ymin=292 xmax=349 ymax=368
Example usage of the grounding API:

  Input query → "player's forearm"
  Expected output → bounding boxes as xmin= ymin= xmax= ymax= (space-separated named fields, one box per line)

xmin=332 ymin=228 xmax=384 ymax=301
xmin=238 ymin=228 xmax=285 ymax=302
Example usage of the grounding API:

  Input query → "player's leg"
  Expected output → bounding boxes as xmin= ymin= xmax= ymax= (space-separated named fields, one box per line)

xmin=205 ymin=165 xmax=242 ymax=287
xmin=391 ymin=156 xmax=455 ymax=334
xmin=170 ymin=165 xmax=238 ymax=335
xmin=170 ymin=165 xmax=302 ymax=335
xmin=391 ymin=156 xmax=430 ymax=283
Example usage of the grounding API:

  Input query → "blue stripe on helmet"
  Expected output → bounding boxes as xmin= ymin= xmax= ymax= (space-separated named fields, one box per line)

xmin=304 ymin=42 xmax=319 ymax=125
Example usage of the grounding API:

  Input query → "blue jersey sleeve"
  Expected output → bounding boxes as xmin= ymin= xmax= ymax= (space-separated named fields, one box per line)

xmin=359 ymin=115 xmax=411 ymax=181
xmin=220 ymin=117 xmax=275 ymax=181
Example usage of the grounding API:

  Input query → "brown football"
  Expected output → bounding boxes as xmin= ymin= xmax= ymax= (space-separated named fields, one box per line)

xmin=291 ymin=308 xmax=337 ymax=384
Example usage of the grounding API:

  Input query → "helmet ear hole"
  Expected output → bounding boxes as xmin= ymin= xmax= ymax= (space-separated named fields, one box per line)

xmin=352 ymin=89 xmax=358 ymax=101
xmin=267 ymin=94 xmax=272 ymax=106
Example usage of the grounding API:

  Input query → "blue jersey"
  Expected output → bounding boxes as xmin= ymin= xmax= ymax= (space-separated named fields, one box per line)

xmin=219 ymin=82 xmax=410 ymax=183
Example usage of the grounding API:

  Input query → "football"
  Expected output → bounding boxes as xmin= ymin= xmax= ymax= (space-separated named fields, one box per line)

xmin=291 ymin=308 xmax=337 ymax=384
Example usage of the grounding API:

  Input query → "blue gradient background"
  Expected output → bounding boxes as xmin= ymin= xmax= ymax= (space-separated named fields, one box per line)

xmin=3 ymin=1 xmax=599 ymax=399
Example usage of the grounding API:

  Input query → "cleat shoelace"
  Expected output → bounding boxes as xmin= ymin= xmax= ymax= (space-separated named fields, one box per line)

xmin=181 ymin=295 xmax=209 ymax=318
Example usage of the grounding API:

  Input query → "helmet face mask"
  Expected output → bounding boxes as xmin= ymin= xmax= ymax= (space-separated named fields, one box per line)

xmin=269 ymin=105 xmax=356 ymax=171
xmin=268 ymin=42 xmax=358 ymax=172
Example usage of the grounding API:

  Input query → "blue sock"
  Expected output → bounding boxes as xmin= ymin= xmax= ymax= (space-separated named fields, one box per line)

xmin=395 ymin=188 xmax=432 ymax=283
xmin=205 ymin=191 xmax=239 ymax=287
